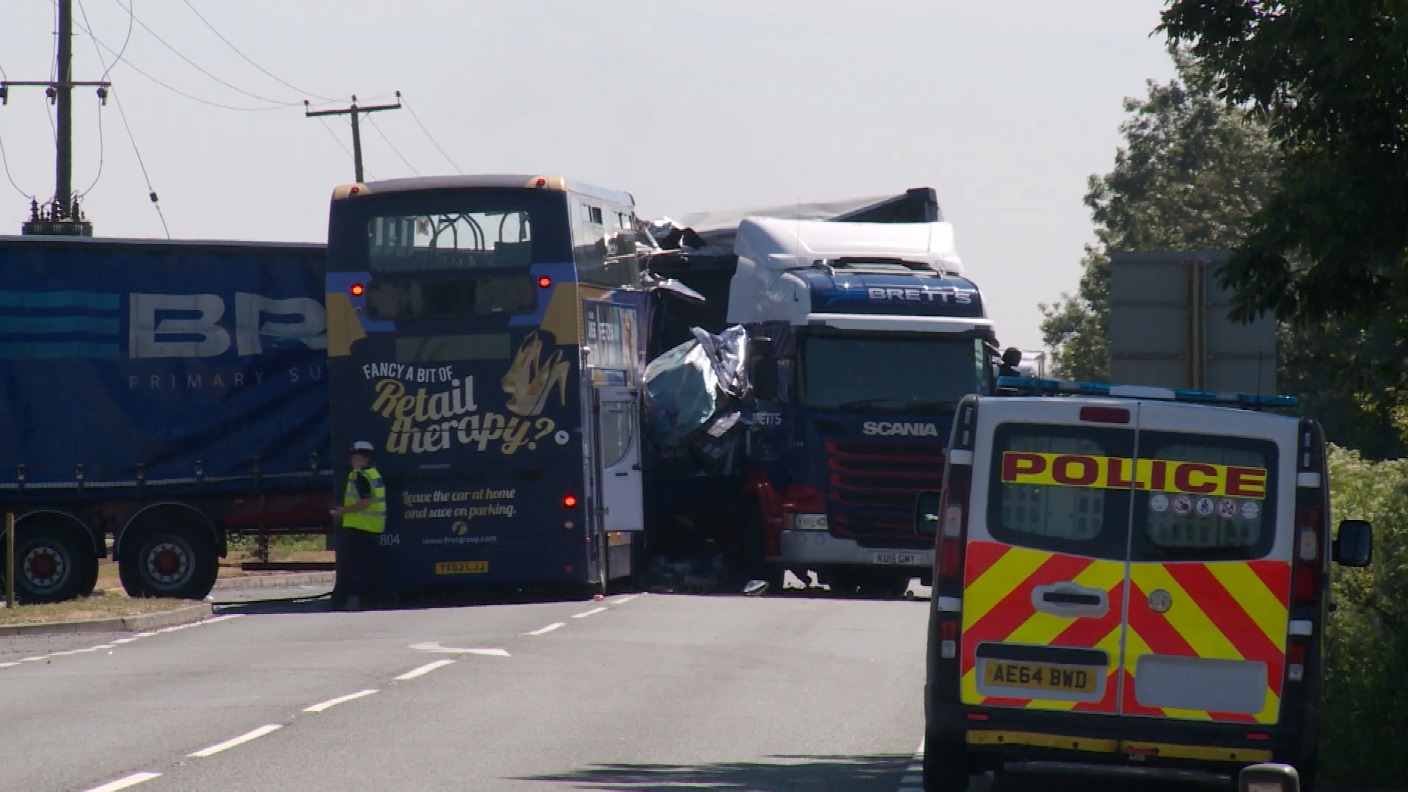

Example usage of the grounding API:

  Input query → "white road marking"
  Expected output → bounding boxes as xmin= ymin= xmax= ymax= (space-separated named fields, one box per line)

xmin=612 ymin=595 xmax=639 ymax=605
xmin=523 ymin=622 xmax=565 ymax=636
xmin=2 ymin=613 xmax=244 ymax=671
xmin=83 ymin=771 xmax=162 ymax=791
xmin=395 ymin=659 xmax=456 ymax=680
xmin=303 ymin=688 xmax=379 ymax=713
xmin=188 ymin=724 xmax=283 ymax=758
xmin=572 ymin=607 xmax=608 ymax=619
xmin=407 ymin=641 xmax=511 ymax=656
xmin=897 ymin=738 xmax=925 ymax=792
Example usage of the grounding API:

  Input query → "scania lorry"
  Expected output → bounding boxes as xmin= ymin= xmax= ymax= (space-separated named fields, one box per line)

xmin=0 ymin=235 xmax=331 ymax=603
xmin=643 ymin=188 xmax=1000 ymax=595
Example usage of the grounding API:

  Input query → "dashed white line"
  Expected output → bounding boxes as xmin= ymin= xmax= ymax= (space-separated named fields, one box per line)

xmin=572 ymin=607 xmax=608 ymax=619
xmin=523 ymin=622 xmax=565 ymax=636
xmin=395 ymin=659 xmax=455 ymax=680
xmin=613 ymin=594 xmax=640 ymax=605
xmin=0 ymin=662 xmax=18 ymax=668
xmin=188 ymin=724 xmax=283 ymax=758
xmin=897 ymin=737 xmax=925 ymax=792
xmin=303 ymin=688 xmax=379 ymax=713
xmin=83 ymin=771 xmax=162 ymax=791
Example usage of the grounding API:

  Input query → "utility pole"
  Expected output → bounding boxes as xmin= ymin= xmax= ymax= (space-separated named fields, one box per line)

xmin=1 ymin=0 xmax=110 ymax=235
xmin=305 ymin=92 xmax=402 ymax=182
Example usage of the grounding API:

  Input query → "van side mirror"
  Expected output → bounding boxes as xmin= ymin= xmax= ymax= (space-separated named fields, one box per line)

xmin=916 ymin=490 xmax=942 ymax=537
xmin=1333 ymin=519 xmax=1373 ymax=567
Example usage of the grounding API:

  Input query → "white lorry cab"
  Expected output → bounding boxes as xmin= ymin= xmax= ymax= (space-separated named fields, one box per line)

xmin=918 ymin=377 xmax=1374 ymax=792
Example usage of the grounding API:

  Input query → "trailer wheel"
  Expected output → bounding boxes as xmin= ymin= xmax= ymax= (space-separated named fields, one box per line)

xmin=5 ymin=520 xmax=99 ymax=604
xmin=119 ymin=521 xmax=219 ymax=600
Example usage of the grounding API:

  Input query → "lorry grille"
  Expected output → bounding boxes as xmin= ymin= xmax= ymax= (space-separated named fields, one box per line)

xmin=824 ymin=441 xmax=945 ymax=539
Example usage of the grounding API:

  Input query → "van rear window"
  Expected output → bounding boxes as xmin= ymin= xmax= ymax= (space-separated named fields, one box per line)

xmin=990 ymin=425 xmax=1134 ymax=561
xmin=1131 ymin=433 xmax=1277 ymax=562
xmin=988 ymin=424 xmax=1278 ymax=562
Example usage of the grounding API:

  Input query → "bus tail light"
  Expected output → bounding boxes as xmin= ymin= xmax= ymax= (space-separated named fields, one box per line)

xmin=562 ymin=494 xmax=578 ymax=509
xmin=349 ymin=283 xmax=365 ymax=297
xmin=537 ymin=275 xmax=552 ymax=289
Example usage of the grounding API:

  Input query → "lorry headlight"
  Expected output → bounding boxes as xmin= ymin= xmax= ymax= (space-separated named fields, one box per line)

xmin=789 ymin=513 xmax=828 ymax=531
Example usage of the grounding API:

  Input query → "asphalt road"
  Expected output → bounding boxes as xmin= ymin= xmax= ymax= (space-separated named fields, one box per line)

xmin=0 ymin=587 xmax=1235 ymax=792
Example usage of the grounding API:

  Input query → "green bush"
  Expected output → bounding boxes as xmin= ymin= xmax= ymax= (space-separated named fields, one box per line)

xmin=1319 ymin=445 xmax=1408 ymax=788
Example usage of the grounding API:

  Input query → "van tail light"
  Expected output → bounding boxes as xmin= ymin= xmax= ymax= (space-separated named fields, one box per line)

xmin=1287 ymin=641 xmax=1307 ymax=683
xmin=1292 ymin=503 xmax=1323 ymax=605
xmin=936 ymin=464 xmax=972 ymax=587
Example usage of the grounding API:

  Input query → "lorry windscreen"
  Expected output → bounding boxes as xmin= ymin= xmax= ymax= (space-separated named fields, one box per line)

xmin=800 ymin=335 xmax=985 ymax=412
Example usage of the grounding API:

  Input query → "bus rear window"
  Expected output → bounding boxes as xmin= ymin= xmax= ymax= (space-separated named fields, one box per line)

xmin=368 ymin=211 xmax=536 ymax=274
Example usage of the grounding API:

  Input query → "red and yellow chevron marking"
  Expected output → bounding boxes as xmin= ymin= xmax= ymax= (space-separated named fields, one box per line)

xmin=960 ymin=542 xmax=1124 ymax=713
xmin=959 ymin=541 xmax=1291 ymax=724
xmin=1124 ymin=560 xmax=1290 ymax=724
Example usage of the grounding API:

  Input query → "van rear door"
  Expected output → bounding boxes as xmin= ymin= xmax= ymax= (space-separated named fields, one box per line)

xmin=1120 ymin=403 xmax=1292 ymax=728
xmin=960 ymin=398 xmax=1293 ymax=729
xmin=959 ymin=399 xmax=1140 ymax=716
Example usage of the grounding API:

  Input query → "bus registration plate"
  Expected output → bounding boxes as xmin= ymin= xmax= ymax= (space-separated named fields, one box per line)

xmin=872 ymin=552 xmax=921 ymax=565
xmin=983 ymin=660 xmax=1099 ymax=694
xmin=434 ymin=561 xmax=489 ymax=575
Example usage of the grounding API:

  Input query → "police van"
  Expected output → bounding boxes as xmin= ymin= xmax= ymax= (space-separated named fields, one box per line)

xmin=918 ymin=378 xmax=1374 ymax=792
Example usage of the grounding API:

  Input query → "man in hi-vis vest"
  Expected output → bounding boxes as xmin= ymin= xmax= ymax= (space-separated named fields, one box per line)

xmin=329 ymin=440 xmax=396 ymax=610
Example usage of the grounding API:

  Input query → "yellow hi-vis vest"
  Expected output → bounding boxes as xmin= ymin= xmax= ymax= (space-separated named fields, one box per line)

xmin=342 ymin=466 xmax=386 ymax=534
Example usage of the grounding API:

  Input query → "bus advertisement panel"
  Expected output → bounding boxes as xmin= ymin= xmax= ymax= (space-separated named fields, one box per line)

xmin=324 ymin=175 xmax=646 ymax=594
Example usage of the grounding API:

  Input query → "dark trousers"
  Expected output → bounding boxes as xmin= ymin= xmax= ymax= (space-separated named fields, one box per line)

xmin=331 ymin=526 xmax=395 ymax=606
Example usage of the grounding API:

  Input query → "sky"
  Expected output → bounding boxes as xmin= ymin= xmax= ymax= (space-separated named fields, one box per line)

xmin=0 ymin=1 xmax=1177 ymax=354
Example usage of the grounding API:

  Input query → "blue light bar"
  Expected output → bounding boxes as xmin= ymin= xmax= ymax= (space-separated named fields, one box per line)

xmin=996 ymin=376 xmax=1300 ymax=409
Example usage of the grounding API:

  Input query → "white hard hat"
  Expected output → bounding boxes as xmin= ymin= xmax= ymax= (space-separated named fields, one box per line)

xmin=350 ymin=440 xmax=375 ymax=453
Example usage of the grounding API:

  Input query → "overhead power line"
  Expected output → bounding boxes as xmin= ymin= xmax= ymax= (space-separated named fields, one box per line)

xmin=367 ymin=115 xmax=420 ymax=176
xmin=178 ymin=0 xmax=338 ymax=102
xmin=401 ymin=96 xmax=462 ymax=174
xmin=110 ymin=0 xmax=300 ymax=107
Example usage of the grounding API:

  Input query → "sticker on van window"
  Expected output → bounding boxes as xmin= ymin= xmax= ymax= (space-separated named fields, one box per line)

xmin=1172 ymin=495 xmax=1193 ymax=515
xmin=1149 ymin=493 xmax=1169 ymax=512
xmin=1218 ymin=498 xmax=1238 ymax=519
xmin=1195 ymin=497 xmax=1216 ymax=517
xmin=1000 ymin=452 xmax=1267 ymax=499
xmin=1241 ymin=500 xmax=1261 ymax=521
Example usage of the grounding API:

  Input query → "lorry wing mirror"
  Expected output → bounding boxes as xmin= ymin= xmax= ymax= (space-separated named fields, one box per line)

xmin=915 ymin=490 xmax=942 ymax=537
xmin=1333 ymin=519 xmax=1373 ymax=567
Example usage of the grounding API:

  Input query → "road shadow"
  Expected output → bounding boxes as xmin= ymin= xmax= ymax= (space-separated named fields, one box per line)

xmin=515 ymin=756 xmax=1236 ymax=792
xmin=209 ymin=584 xmax=608 ymax=616
xmin=515 ymin=753 xmax=915 ymax=791
xmin=990 ymin=762 xmax=1232 ymax=792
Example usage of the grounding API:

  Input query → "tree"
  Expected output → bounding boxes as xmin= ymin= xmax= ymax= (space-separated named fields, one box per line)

xmin=1159 ymin=1 xmax=1408 ymax=333
xmin=1039 ymin=56 xmax=1279 ymax=379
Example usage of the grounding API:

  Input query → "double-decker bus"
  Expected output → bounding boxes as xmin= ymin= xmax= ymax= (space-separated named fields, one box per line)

xmin=325 ymin=175 xmax=648 ymax=595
